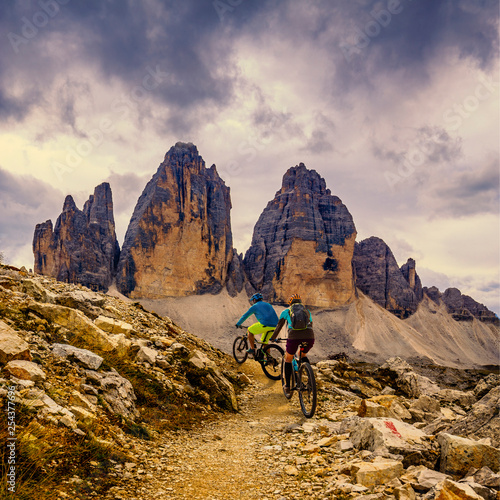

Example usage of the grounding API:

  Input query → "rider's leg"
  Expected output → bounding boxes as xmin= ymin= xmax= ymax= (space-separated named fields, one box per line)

xmin=284 ymin=339 xmax=300 ymax=388
xmin=247 ymin=330 xmax=255 ymax=350
xmin=299 ymin=339 xmax=315 ymax=363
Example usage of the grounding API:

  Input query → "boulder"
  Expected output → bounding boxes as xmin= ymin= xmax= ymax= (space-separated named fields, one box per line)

xmin=447 ymin=386 xmax=500 ymax=447
xmin=379 ymin=358 xmax=441 ymax=398
xmin=462 ymin=466 xmax=500 ymax=489
xmin=186 ymin=349 xmax=238 ymax=411
xmin=474 ymin=374 xmax=500 ymax=399
xmin=85 ymin=369 xmax=138 ymax=419
xmin=3 ymin=360 xmax=46 ymax=382
xmin=18 ymin=388 xmax=71 ymax=417
xmin=136 ymin=345 xmax=158 ymax=364
xmin=30 ymin=302 xmax=117 ymax=352
xmin=350 ymin=459 xmax=404 ymax=488
xmin=55 ymin=290 xmax=106 ymax=319
xmin=358 ymin=399 xmax=391 ymax=418
xmin=400 ymin=465 xmax=450 ymax=492
xmin=438 ymin=433 xmax=500 ymax=476
xmin=69 ymin=406 xmax=96 ymax=426
xmin=435 ymin=478 xmax=485 ymax=500
xmin=0 ymin=320 xmax=31 ymax=364
xmin=437 ymin=389 xmax=476 ymax=408
xmin=394 ymin=483 xmax=416 ymax=500
xmin=68 ymin=390 xmax=95 ymax=411
xmin=350 ymin=417 xmax=439 ymax=468
xmin=397 ymin=371 xmax=441 ymax=399
xmin=52 ymin=343 xmax=103 ymax=370
xmin=360 ymin=395 xmax=412 ymax=421
xmin=95 ymin=316 xmax=133 ymax=335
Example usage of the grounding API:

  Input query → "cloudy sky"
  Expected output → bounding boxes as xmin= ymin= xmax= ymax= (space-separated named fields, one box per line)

xmin=0 ymin=0 xmax=498 ymax=314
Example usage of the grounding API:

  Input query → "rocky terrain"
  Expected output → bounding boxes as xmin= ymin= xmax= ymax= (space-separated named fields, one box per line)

xmin=243 ymin=163 xmax=358 ymax=307
xmin=0 ymin=265 xmax=499 ymax=500
xmin=33 ymin=183 xmax=120 ymax=292
xmin=116 ymin=142 xmax=237 ymax=299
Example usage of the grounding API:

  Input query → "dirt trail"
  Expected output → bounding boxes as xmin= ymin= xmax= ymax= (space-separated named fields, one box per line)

xmin=123 ymin=360 xmax=314 ymax=500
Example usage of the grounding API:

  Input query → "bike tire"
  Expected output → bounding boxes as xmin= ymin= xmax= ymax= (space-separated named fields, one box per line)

xmin=298 ymin=362 xmax=317 ymax=418
xmin=260 ymin=344 xmax=284 ymax=380
xmin=233 ymin=336 xmax=248 ymax=364
xmin=280 ymin=358 xmax=294 ymax=399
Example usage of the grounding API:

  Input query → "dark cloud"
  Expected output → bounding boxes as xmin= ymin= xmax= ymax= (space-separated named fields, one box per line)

xmin=0 ymin=0 xmax=272 ymax=128
xmin=0 ymin=167 xmax=64 ymax=263
xmin=1 ymin=0 xmax=497 ymax=134
xmin=328 ymin=0 xmax=499 ymax=95
xmin=429 ymin=160 xmax=500 ymax=217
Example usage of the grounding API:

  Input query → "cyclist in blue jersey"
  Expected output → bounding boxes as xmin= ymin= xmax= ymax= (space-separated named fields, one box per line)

xmin=236 ymin=293 xmax=279 ymax=357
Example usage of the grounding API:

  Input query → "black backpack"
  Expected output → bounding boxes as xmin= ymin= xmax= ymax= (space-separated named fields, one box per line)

xmin=289 ymin=303 xmax=310 ymax=330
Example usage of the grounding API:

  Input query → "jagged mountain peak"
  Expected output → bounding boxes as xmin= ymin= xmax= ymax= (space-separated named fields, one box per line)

xmin=33 ymin=183 xmax=119 ymax=292
xmin=244 ymin=164 xmax=357 ymax=307
xmin=281 ymin=163 xmax=330 ymax=195
xmin=116 ymin=144 xmax=234 ymax=299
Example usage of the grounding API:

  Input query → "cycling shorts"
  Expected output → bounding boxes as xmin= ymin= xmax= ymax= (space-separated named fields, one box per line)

xmin=286 ymin=338 xmax=315 ymax=356
xmin=247 ymin=322 xmax=275 ymax=343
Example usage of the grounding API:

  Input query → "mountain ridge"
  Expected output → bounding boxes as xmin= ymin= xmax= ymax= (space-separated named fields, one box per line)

xmin=31 ymin=142 xmax=499 ymax=360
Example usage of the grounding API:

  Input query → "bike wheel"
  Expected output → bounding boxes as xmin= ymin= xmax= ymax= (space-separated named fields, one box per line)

xmin=260 ymin=344 xmax=284 ymax=380
xmin=280 ymin=358 xmax=293 ymax=399
xmin=298 ymin=362 xmax=317 ymax=418
xmin=232 ymin=336 xmax=248 ymax=364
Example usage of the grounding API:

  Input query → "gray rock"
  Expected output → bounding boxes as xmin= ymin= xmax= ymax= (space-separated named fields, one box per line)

xmin=447 ymin=386 xmax=500 ymax=448
xmin=136 ymin=346 xmax=158 ymax=364
xmin=400 ymin=465 xmax=449 ymax=492
xmin=52 ymin=343 xmax=103 ymax=370
xmin=350 ymin=417 xmax=439 ymax=468
xmin=463 ymin=466 xmax=500 ymax=489
xmin=85 ymin=369 xmax=138 ymax=418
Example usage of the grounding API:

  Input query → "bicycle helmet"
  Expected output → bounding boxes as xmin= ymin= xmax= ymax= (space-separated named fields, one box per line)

xmin=288 ymin=293 xmax=301 ymax=305
xmin=249 ymin=292 xmax=263 ymax=304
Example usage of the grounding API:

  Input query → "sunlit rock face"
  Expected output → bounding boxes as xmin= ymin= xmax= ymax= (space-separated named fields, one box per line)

xmin=243 ymin=163 xmax=357 ymax=307
xmin=353 ymin=237 xmax=422 ymax=319
xmin=33 ymin=183 xmax=119 ymax=292
xmin=116 ymin=142 xmax=233 ymax=298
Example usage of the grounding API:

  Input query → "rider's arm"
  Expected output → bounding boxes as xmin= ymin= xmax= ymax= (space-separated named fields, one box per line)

xmin=270 ymin=317 xmax=286 ymax=340
xmin=236 ymin=304 xmax=256 ymax=327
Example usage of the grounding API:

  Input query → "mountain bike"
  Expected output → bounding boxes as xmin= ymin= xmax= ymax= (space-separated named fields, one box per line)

xmin=279 ymin=342 xmax=317 ymax=418
xmin=232 ymin=328 xmax=284 ymax=380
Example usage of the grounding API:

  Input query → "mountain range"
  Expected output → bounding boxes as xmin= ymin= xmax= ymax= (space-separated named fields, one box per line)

xmin=32 ymin=142 xmax=499 ymax=367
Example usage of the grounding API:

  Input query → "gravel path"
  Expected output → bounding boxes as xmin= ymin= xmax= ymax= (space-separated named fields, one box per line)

xmin=106 ymin=360 xmax=324 ymax=500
